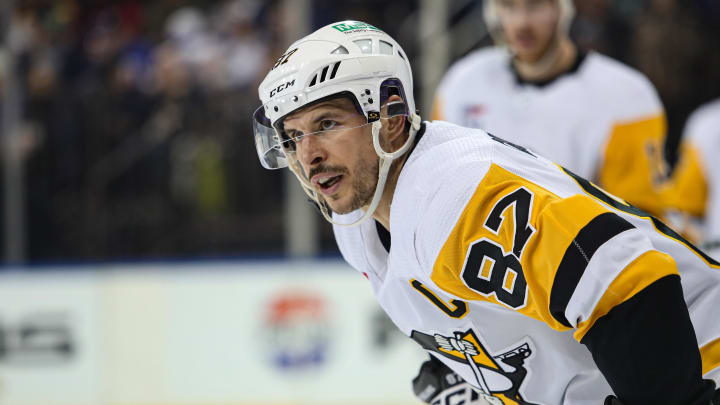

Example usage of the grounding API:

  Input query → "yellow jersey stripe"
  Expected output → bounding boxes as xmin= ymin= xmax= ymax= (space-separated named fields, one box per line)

xmin=700 ymin=337 xmax=720 ymax=376
xmin=573 ymin=250 xmax=679 ymax=341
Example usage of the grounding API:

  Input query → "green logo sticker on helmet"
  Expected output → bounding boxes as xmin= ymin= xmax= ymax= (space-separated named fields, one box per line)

xmin=332 ymin=21 xmax=382 ymax=34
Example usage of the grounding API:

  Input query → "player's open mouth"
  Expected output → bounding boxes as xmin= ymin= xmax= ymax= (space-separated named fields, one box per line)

xmin=314 ymin=174 xmax=343 ymax=195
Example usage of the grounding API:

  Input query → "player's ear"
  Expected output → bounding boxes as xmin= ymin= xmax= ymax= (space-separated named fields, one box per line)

xmin=382 ymin=95 xmax=408 ymax=148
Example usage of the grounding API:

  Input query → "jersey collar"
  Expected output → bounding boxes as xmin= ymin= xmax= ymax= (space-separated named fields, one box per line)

xmin=510 ymin=49 xmax=588 ymax=88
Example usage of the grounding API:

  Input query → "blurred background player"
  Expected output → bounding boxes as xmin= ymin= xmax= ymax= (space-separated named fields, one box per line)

xmin=432 ymin=0 xmax=669 ymax=216
xmin=663 ymin=98 xmax=720 ymax=259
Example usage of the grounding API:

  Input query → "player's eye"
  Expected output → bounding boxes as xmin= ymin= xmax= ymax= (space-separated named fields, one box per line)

xmin=320 ymin=120 xmax=337 ymax=131
xmin=282 ymin=131 xmax=300 ymax=151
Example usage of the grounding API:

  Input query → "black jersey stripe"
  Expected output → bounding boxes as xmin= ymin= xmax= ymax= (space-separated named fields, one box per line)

xmin=561 ymin=166 xmax=720 ymax=267
xmin=549 ymin=212 xmax=636 ymax=327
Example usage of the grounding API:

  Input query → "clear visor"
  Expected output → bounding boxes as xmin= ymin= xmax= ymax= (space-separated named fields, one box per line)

xmin=253 ymin=96 xmax=410 ymax=170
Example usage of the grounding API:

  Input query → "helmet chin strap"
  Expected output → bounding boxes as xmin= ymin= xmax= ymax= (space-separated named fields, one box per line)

xmin=290 ymin=113 xmax=422 ymax=228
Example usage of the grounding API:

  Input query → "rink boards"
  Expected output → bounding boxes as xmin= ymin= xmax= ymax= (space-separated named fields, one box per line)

xmin=0 ymin=260 xmax=425 ymax=405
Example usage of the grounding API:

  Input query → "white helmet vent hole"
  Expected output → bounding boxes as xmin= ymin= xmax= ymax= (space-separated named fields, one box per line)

xmin=379 ymin=40 xmax=393 ymax=55
xmin=354 ymin=39 xmax=372 ymax=54
xmin=308 ymin=62 xmax=341 ymax=87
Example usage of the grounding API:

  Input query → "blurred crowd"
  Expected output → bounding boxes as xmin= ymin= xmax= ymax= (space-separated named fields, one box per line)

xmin=3 ymin=0 xmax=284 ymax=260
xmin=0 ymin=0 xmax=719 ymax=262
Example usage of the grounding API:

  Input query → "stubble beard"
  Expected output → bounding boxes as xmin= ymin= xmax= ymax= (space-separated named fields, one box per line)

xmin=322 ymin=157 xmax=379 ymax=215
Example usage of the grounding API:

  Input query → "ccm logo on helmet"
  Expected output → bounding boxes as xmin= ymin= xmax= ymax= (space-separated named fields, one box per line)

xmin=270 ymin=80 xmax=295 ymax=98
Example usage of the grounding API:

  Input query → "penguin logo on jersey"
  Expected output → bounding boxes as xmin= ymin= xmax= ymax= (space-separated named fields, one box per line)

xmin=411 ymin=328 xmax=541 ymax=405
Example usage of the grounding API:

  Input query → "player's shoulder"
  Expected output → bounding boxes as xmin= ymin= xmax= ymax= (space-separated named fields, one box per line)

xmin=684 ymin=98 xmax=720 ymax=143
xmin=438 ymin=47 xmax=510 ymax=90
xmin=401 ymin=121 xmax=561 ymax=196
xmin=404 ymin=121 xmax=494 ymax=171
xmin=392 ymin=121 xmax=495 ymax=272
xmin=579 ymin=52 xmax=662 ymax=116
xmin=581 ymin=52 xmax=653 ymax=90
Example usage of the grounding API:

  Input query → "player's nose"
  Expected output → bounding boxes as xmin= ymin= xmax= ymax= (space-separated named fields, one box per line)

xmin=297 ymin=134 xmax=326 ymax=168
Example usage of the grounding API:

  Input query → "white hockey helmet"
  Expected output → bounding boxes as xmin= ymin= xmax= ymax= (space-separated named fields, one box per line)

xmin=253 ymin=20 xmax=421 ymax=227
xmin=483 ymin=0 xmax=576 ymax=44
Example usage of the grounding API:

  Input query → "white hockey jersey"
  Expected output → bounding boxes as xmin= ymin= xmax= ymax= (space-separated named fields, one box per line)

xmin=666 ymin=98 xmax=720 ymax=258
xmin=432 ymin=48 xmax=668 ymax=216
xmin=334 ymin=121 xmax=720 ymax=405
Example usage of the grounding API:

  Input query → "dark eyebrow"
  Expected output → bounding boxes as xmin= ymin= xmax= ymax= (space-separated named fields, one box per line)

xmin=284 ymin=103 xmax=353 ymax=133
xmin=311 ymin=113 xmax=336 ymax=125
xmin=284 ymin=113 xmax=333 ymax=136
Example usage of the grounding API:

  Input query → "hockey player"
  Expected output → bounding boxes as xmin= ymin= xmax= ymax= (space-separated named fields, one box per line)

xmin=663 ymin=99 xmax=720 ymax=260
xmin=432 ymin=0 xmax=669 ymax=217
xmin=252 ymin=20 xmax=720 ymax=405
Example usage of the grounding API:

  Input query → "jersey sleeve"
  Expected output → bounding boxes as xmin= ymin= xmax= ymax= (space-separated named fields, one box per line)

xmin=597 ymin=87 xmax=669 ymax=217
xmin=662 ymin=141 xmax=708 ymax=217
xmin=658 ymin=101 xmax=716 ymax=248
xmin=420 ymin=163 xmax=679 ymax=342
xmin=417 ymin=162 xmax=717 ymax=402
xmin=662 ymin=100 xmax=715 ymax=221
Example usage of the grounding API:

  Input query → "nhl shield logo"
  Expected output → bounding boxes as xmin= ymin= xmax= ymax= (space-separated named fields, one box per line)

xmin=411 ymin=328 xmax=542 ymax=405
xmin=262 ymin=291 xmax=331 ymax=371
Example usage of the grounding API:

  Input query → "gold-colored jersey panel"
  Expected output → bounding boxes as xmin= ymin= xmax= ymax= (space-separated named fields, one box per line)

xmin=664 ymin=142 xmax=708 ymax=217
xmin=431 ymin=164 xmax=679 ymax=340
xmin=599 ymin=114 xmax=668 ymax=217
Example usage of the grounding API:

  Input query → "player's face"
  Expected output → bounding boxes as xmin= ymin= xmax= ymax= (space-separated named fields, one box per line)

xmin=282 ymin=98 xmax=378 ymax=215
xmin=497 ymin=0 xmax=560 ymax=63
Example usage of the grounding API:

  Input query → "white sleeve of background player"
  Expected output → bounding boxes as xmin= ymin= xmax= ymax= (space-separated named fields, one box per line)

xmin=592 ymin=54 xmax=664 ymax=120
xmin=684 ymin=99 xmax=720 ymax=248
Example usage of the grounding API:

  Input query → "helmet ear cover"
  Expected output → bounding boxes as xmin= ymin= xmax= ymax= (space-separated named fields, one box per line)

xmin=386 ymin=101 xmax=408 ymax=117
xmin=379 ymin=78 xmax=412 ymax=131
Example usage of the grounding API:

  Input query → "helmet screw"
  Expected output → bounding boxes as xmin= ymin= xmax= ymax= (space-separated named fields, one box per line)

xmin=368 ymin=98 xmax=374 ymax=104
xmin=365 ymin=89 xmax=371 ymax=95
xmin=274 ymin=106 xmax=279 ymax=112
xmin=292 ymin=96 xmax=298 ymax=102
